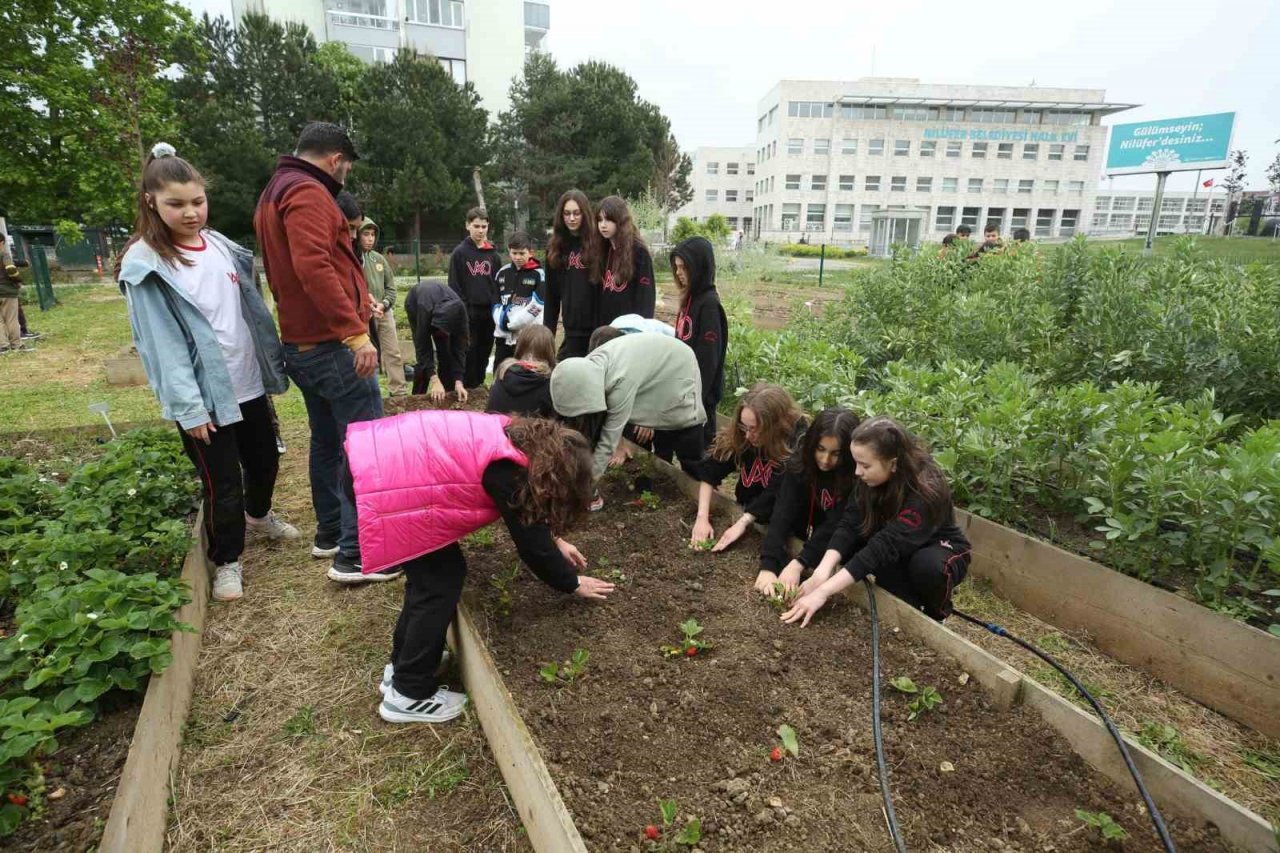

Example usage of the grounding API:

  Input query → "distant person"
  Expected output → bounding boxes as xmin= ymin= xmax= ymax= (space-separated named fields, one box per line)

xmin=448 ymin=207 xmax=501 ymax=388
xmin=937 ymin=233 xmax=957 ymax=258
xmin=544 ymin=189 xmax=600 ymax=360
xmin=360 ymin=218 xmax=408 ymax=397
xmin=671 ymin=236 xmax=728 ymax=449
xmin=336 ymin=191 xmax=364 ymax=261
xmin=954 ymin=225 xmax=972 ymax=240
xmin=593 ymin=195 xmax=655 ymax=326
xmin=0 ymin=230 xmax=26 ymax=353
xmin=254 ymin=121 xmax=387 ymax=585
xmin=404 ymin=279 xmax=469 ymax=402
xmin=491 ymin=230 xmax=545 ymax=366
xmin=968 ymin=223 xmax=1004 ymax=260
xmin=1013 ymin=227 xmax=1031 ymax=242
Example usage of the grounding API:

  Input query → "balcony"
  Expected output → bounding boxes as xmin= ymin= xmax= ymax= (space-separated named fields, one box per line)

xmin=525 ymin=1 xmax=549 ymax=49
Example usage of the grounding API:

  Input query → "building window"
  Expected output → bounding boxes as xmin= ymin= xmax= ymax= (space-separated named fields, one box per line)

xmin=865 ymin=175 xmax=881 ymax=191
xmin=726 ymin=162 xmax=739 ymax=176
xmin=1095 ymin=196 xmax=1112 ymax=210
xmin=1073 ymin=144 xmax=1090 ymax=161
xmin=788 ymin=138 xmax=804 ymax=155
xmin=1020 ymin=110 xmax=1041 ymax=125
xmin=769 ymin=176 xmax=775 ymax=192
xmin=806 ymin=204 xmax=826 ymax=231
xmin=811 ymin=174 xmax=827 ymax=191
xmin=841 ymin=138 xmax=858 ymax=155
xmin=834 ymin=204 xmax=854 ymax=232
xmin=916 ymin=176 xmax=932 ymax=192
xmin=1048 ymin=144 xmax=1065 ymax=161
xmin=841 ymin=105 xmax=887 ymax=120
xmin=946 ymin=141 xmax=962 ymax=158
xmin=1043 ymin=180 xmax=1059 ymax=193
xmin=1068 ymin=180 xmax=1083 ymax=193
xmin=961 ymin=206 xmax=981 ymax=228
xmin=869 ymin=139 xmax=885 ymax=156
xmin=785 ymin=174 xmax=801 ymax=191
xmin=1186 ymin=199 xmax=1206 ymax=213
xmin=745 ymin=189 xmax=754 ymax=202
xmin=860 ymin=204 xmax=879 ymax=233
xmin=937 ymin=107 xmax=964 ymax=121
xmin=891 ymin=176 xmax=907 ymax=192
xmin=409 ymin=0 xmax=465 ymax=27
xmin=942 ymin=177 xmax=957 ymax=193
xmin=968 ymin=178 xmax=983 ymax=194
xmin=1113 ymin=197 xmax=1135 ymax=211
xmin=1046 ymin=111 xmax=1091 ymax=126
xmin=997 ymin=142 xmax=1014 ymax=160
xmin=1018 ymin=179 xmax=1034 ymax=194
xmin=788 ymin=101 xmax=835 ymax=118
xmin=1137 ymin=197 xmax=1154 ymax=212
xmin=838 ymin=174 xmax=856 ymax=191
xmin=1023 ymin=143 xmax=1039 ymax=160
xmin=971 ymin=142 xmax=988 ymax=159
xmin=969 ymin=108 xmax=1016 ymax=123
xmin=1161 ymin=197 xmax=1184 ymax=212
xmin=705 ymin=190 xmax=717 ymax=202
xmin=781 ymin=203 xmax=801 ymax=231
xmin=993 ymin=178 xmax=1009 ymax=194
xmin=920 ymin=141 xmax=937 ymax=158
xmin=935 ymin=206 xmax=955 ymax=229
xmin=894 ymin=140 xmax=910 ymax=157
xmin=1060 ymin=209 xmax=1079 ymax=235
xmin=891 ymin=106 xmax=936 ymax=121
xmin=726 ymin=217 xmax=739 ymax=229
xmin=814 ymin=138 xmax=831 ymax=155
xmin=706 ymin=162 xmax=719 ymax=176
xmin=1158 ymin=214 xmax=1180 ymax=230
xmin=725 ymin=190 xmax=739 ymax=202
xmin=1012 ymin=208 xmax=1031 ymax=229
xmin=747 ymin=162 xmax=755 ymax=175
xmin=1132 ymin=214 xmax=1148 ymax=230
xmin=1090 ymin=212 xmax=1108 ymax=229
xmin=1036 ymin=209 xmax=1055 ymax=237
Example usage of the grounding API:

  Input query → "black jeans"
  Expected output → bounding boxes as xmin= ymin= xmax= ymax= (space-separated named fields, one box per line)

xmin=465 ymin=306 xmax=495 ymax=388
xmin=872 ymin=542 xmax=971 ymax=620
xmin=178 ymin=395 xmax=280 ymax=566
xmin=391 ymin=544 xmax=468 ymax=699
xmin=557 ymin=330 xmax=591 ymax=361
xmin=651 ymin=423 xmax=707 ymax=472
xmin=494 ymin=339 xmax=516 ymax=368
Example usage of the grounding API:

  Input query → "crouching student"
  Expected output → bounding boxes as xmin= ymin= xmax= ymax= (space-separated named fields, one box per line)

xmin=404 ymin=280 xmax=469 ymax=402
xmin=551 ymin=332 xmax=706 ymax=511
xmin=488 ymin=325 xmax=557 ymax=418
xmin=347 ymin=411 xmax=616 ymax=723
xmin=491 ymin=230 xmax=545 ymax=366
xmin=689 ymin=383 xmax=806 ymax=552
xmin=755 ymin=408 xmax=860 ymax=595
xmin=781 ymin=416 xmax=971 ymax=627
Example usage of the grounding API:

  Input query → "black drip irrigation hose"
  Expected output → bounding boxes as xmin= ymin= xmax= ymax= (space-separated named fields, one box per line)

xmin=951 ymin=608 xmax=1177 ymax=853
xmin=865 ymin=579 xmax=908 ymax=853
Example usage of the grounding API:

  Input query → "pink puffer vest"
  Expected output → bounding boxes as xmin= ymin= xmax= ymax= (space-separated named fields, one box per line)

xmin=345 ymin=410 xmax=528 ymax=573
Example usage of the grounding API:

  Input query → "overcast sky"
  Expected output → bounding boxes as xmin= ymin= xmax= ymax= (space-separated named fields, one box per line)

xmin=184 ymin=0 xmax=1278 ymax=191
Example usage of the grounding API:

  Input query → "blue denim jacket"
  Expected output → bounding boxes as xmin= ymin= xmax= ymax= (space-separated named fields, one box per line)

xmin=118 ymin=230 xmax=288 ymax=429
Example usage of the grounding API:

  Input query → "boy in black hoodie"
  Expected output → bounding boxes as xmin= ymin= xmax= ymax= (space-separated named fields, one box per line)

xmin=671 ymin=237 xmax=728 ymax=448
xmin=405 ymin=280 xmax=469 ymax=401
xmin=490 ymin=230 xmax=545 ymax=366
xmin=448 ymin=207 xmax=502 ymax=388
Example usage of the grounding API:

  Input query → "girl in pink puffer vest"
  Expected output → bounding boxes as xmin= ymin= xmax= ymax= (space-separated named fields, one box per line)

xmin=345 ymin=410 xmax=616 ymax=724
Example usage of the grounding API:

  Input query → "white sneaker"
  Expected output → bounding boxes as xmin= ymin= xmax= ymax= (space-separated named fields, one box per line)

xmin=212 ymin=562 xmax=244 ymax=601
xmin=246 ymin=511 xmax=300 ymax=541
xmin=379 ymin=684 xmax=467 ymax=724
xmin=380 ymin=651 xmax=452 ymax=695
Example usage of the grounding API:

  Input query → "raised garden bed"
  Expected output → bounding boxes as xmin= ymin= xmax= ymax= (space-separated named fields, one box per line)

xmin=458 ymin=462 xmax=1239 ymax=852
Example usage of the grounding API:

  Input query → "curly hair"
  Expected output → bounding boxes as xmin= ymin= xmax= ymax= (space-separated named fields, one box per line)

xmin=505 ymin=417 xmax=594 ymax=534
xmin=850 ymin=416 xmax=952 ymax=538
xmin=710 ymin=383 xmax=804 ymax=466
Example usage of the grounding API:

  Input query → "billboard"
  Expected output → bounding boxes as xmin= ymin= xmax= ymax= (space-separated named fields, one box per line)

xmin=1105 ymin=112 xmax=1235 ymax=176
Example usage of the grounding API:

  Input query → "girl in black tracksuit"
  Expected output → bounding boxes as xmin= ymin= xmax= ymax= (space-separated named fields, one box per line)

xmin=689 ymin=383 xmax=806 ymax=551
xmin=545 ymin=189 xmax=600 ymax=360
xmin=757 ymin=408 xmax=862 ymax=595
xmin=782 ymin=416 xmax=971 ymax=626
xmin=670 ymin=237 xmax=728 ymax=450
xmin=593 ymin=195 xmax=654 ymax=327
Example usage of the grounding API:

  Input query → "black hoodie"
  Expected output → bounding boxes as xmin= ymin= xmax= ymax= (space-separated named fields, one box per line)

xmin=671 ymin=237 xmax=728 ymax=423
xmin=597 ymin=243 xmax=655 ymax=326
xmin=694 ymin=419 xmax=808 ymax=524
xmin=404 ymin=280 xmax=469 ymax=390
xmin=759 ymin=469 xmax=849 ymax=573
xmin=448 ymin=237 xmax=502 ymax=307
xmin=486 ymin=362 xmax=555 ymax=418
xmin=545 ymin=233 xmax=597 ymax=336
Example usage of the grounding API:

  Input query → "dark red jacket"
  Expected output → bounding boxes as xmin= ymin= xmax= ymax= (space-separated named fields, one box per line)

xmin=254 ymin=155 xmax=370 ymax=344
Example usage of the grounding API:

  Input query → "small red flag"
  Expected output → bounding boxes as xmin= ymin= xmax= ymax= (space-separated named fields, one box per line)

xmin=1202 ymin=179 xmax=1214 ymax=188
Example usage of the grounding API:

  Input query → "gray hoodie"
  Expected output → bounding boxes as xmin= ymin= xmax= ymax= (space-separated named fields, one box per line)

xmin=551 ymin=332 xmax=705 ymax=477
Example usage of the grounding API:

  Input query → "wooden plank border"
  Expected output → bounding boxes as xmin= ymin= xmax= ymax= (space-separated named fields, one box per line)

xmin=99 ymin=511 xmax=211 ymax=853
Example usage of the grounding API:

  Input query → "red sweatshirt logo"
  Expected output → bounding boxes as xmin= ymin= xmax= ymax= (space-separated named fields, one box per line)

xmin=601 ymin=268 xmax=628 ymax=293
xmin=897 ymin=508 xmax=923 ymax=529
xmin=226 ymin=271 xmax=240 ymax=286
xmin=819 ymin=488 xmax=837 ymax=510
xmin=567 ymin=251 xmax=586 ymax=270
xmin=466 ymin=260 xmax=493 ymax=277
xmin=676 ymin=312 xmax=693 ymax=340
xmin=740 ymin=458 xmax=778 ymax=488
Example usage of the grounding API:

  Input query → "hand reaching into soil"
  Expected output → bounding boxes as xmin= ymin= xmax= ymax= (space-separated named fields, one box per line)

xmin=428 ymin=376 xmax=446 ymax=402
xmin=799 ymin=565 xmax=833 ymax=596
xmin=754 ymin=570 xmax=779 ymax=595
xmin=781 ymin=588 xmax=830 ymax=627
xmin=454 ymin=382 xmax=469 ymax=404
xmin=555 ymin=537 xmax=588 ymax=569
xmin=712 ymin=515 xmax=752 ymax=552
xmin=574 ymin=575 xmax=615 ymax=600
xmin=778 ymin=561 xmax=803 ymax=592
xmin=690 ymin=516 xmax=715 ymax=549
xmin=607 ymin=445 xmax=632 ymax=468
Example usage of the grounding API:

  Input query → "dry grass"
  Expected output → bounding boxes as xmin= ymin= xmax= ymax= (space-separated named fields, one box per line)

xmin=951 ymin=579 xmax=1280 ymax=822
xmin=166 ymin=419 xmax=529 ymax=852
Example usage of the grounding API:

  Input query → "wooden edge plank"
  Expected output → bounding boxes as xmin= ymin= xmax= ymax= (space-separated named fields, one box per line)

xmin=100 ymin=509 xmax=211 ymax=853
xmin=451 ymin=604 xmax=588 ymax=853
xmin=652 ymin=454 xmax=1278 ymax=852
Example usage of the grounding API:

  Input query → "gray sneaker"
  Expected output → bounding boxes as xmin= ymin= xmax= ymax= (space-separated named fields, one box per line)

xmin=379 ymin=651 xmax=452 ymax=695
xmin=212 ymin=562 xmax=244 ymax=601
xmin=245 ymin=511 xmax=300 ymax=541
xmin=379 ymin=684 xmax=467 ymax=724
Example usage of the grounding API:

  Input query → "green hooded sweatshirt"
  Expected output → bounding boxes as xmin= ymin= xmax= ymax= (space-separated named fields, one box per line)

xmin=550 ymin=332 xmax=706 ymax=478
xmin=359 ymin=218 xmax=396 ymax=309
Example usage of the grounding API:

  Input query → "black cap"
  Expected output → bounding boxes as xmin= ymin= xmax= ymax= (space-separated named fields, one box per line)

xmin=296 ymin=121 xmax=360 ymax=161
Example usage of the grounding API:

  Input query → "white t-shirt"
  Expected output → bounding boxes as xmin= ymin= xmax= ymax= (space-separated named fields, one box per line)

xmin=172 ymin=235 xmax=264 ymax=404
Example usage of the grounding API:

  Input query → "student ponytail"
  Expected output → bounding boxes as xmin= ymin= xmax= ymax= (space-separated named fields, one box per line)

xmin=135 ymin=142 xmax=206 ymax=268
xmin=850 ymin=416 xmax=951 ymax=537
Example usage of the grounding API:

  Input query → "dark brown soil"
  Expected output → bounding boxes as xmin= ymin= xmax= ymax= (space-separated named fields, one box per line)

xmin=383 ymin=387 xmax=490 ymax=416
xmin=461 ymin=464 xmax=1233 ymax=852
xmin=4 ymin=692 xmax=142 ymax=852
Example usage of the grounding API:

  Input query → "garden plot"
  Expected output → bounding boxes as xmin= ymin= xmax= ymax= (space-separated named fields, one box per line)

xmin=461 ymin=463 xmax=1232 ymax=852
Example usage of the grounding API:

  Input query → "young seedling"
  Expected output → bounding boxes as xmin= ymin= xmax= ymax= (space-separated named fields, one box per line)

xmin=890 ymin=676 xmax=942 ymax=720
xmin=464 ymin=526 xmax=496 ymax=548
xmin=489 ymin=563 xmax=521 ymax=617
xmin=1074 ymin=808 xmax=1128 ymax=841
xmin=776 ymin=723 xmax=799 ymax=758
xmin=644 ymin=799 xmax=702 ymax=848
xmin=691 ymin=538 xmax=715 ymax=552
xmin=659 ymin=618 xmax=712 ymax=658
xmin=767 ymin=582 xmax=800 ymax=611
xmin=539 ymin=648 xmax=589 ymax=686
xmin=629 ymin=490 xmax=661 ymax=511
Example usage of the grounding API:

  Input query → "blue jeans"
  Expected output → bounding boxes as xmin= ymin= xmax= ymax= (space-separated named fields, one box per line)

xmin=284 ymin=342 xmax=383 ymax=559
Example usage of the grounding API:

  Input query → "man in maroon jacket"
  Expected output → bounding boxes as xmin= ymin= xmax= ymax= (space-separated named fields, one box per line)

xmin=255 ymin=122 xmax=397 ymax=585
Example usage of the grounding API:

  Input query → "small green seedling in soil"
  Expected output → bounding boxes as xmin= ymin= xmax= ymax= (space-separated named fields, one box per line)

xmin=464 ymin=526 xmax=496 ymax=548
xmin=767 ymin=582 xmax=800 ymax=611
xmin=644 ymin=799 xmax=701 ymax=848
xmin=907 ymin=686 xmax=942 ymax=721
xmin=776 ymin=723 xmax=799 ymax=758
xmin=889 ymin=676 xmax=918 ymax=694
xmin=660 ymin=618 xmax=712 ymax=658
xmin=691 ymin=538 xmax=715 ymax=552
xmin=630 ymin=490 xmax=661 ymax=511
xmin=1074 ymin=808 xmax=1128 ymax=841
xmin=539 ymin=648 xmax=589 ymax=685
xmin=489 ymin=563 xmax=521 ymax=617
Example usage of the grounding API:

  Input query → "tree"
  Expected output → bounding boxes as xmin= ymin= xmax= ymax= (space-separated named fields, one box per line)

xmin=649 ymin=133 xmax=693 ymax=239
xmin=1222 ymin=150 xmax=1248 ymax=235
xmin=1266 ymin=152 xmax=1280 ymax=194
xmin=352 ymin=50 xmax=489 ymax=245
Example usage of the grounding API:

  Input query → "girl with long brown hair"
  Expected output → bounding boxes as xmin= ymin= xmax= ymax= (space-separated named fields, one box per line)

xmin=593 ymin=195 xmax=655 ymax=327
xmin=347 ymin=411 xmax=616 ymax=724
xmin=688 ymin=383 xmax=806 ymax=551
xmin=781 ymin=416 xmax=970 ymax=626
xmin=117 ymin=142 xmax=297 ymax=604
xmin=544 ymin=189 xmax=600 ymax=359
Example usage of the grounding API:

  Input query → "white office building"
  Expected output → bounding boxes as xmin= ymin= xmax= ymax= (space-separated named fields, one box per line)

xmin=680 ymin=77 xmax=1144 ymax=246
xmin=678 ymin=147 xmax=757 ymax=235
xmin=231 ymin=0 xmax=549 ymax=113
xmin=1090 ymin=190 xmax=1227 ymax=236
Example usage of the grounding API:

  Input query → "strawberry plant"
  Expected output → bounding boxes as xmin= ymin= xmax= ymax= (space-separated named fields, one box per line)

xmin=767 ymin=582 xmax=799 ymax=611
xmin=1074 ymin=808 xmax=1128 ymax=841
xmin=889 ymin=676 xmax=942 ymax=721
xmin=464 ymin=526 xmax=496 ymax=548
xmin=489 ymin=563 xmax=521 ymax=618
xmin=644 ymin=799 xmax=701 ymax=849
xmin=777 ymin=723 xmax=799 ymax=757
xmin=539 ymin=648 xmax=589 ymax=685
xmin=630 ymin=491 xmax=661 ymax=511
xmin=660 ymin=619 xmax=711 ymax=658
xmin=690 ymin=539 xmax=714 ymax=552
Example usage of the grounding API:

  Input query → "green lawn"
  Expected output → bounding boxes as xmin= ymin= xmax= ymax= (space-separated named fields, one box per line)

xmin=1081 ymin=235 xmax=1280 ymax=263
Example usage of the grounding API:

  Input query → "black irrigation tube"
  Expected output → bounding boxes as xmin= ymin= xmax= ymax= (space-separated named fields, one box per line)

xmin=865 ymin=579 xmax=908 ymax=852
xmin=952 ymin=608 xmax=1177 ymax=853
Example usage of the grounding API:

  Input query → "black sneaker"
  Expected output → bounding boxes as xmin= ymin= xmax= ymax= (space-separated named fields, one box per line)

xmin=312 ymin=535 xmax=340 ymax=558
xmin=21 ymin=330 xmax=42 ymax=340
xmin=327 ymin=553 xmax=403 ymax=584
